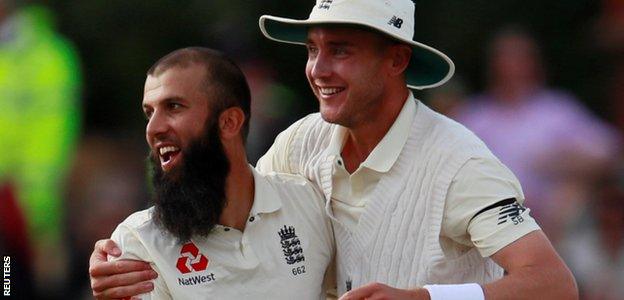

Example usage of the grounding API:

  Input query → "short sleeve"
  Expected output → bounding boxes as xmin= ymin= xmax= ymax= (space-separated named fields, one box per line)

xmin=110 ymin=224 xmax=172 ymax=299
xmin=441 ymin=157 xmax=541 ymax=257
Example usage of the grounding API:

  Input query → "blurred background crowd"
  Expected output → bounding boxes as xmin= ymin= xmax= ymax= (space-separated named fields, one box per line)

xmin=0 ymin=0 xmax=622 ymax=299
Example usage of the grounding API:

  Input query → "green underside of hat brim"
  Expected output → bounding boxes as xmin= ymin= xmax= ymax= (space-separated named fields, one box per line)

xmin=263 ymin=18 xmax=452 ymax=90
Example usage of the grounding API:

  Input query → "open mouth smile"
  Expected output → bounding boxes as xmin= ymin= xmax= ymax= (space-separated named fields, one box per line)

xmin=317 ymin=86 xmax=345 ymax=98
xmin=159 ymin=145 xmax=181 ymax=171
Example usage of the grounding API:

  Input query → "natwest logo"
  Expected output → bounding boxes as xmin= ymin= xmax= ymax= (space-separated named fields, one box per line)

xmin=176 ymin=242 xmax=209 ymax=274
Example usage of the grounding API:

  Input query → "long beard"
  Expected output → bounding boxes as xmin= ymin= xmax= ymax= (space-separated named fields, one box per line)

xmin=149 ymin=122 xmax=230 ymax=243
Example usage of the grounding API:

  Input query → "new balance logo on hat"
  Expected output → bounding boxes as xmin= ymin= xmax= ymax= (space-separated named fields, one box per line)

xmin=318 ymin=0 xmax=332 ymax=10
xmin=388 ymin=16 xmax=404 ymax=28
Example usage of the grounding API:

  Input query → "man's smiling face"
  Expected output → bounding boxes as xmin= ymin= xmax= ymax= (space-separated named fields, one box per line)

xmin=305 ymin=26 xmax=391 ymax=127
xmin=142 ymin=64 xmax=212 ymax=175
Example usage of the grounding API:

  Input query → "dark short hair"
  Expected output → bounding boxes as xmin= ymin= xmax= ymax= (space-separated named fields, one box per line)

xmin=147 ymin=47 xmax=252 ymax=141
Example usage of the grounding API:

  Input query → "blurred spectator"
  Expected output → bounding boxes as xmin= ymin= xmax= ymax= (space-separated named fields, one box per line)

xmin=424 ymin=76 xmax=468 ymax=119
xmin=559 ymin=175 xmax=624 ymax=300
xmin=0 ymin=182 xmax=34 ymax=299
xmin=0 ymin=2 xmax=81 ymax=297
xmin=64 ymin=135 xmax=150 ymax=299
xmin=456 ymin=27 xmax=620 ymax=243
xmin=595 ymin=0 xmax=624 ymax=135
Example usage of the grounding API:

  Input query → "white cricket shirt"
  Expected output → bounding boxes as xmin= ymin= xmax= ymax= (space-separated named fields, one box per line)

xmin=328 ymin=94 xmax=539 ymax=257
xmin=259 ymin=93 xmax=539 ymax=258
xmin=110 ymin=167 xmax=334 ymax=299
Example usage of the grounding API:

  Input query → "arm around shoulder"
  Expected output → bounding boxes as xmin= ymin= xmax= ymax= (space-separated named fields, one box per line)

xmin=89 ymin=214 xmax=164 ymax=300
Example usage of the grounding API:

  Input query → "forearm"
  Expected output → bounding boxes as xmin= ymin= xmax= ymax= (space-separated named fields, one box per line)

xmin=480 ymin=230 xmax=579 ymax=300
xmin=482 ymin=264 xmax=577 ymax=299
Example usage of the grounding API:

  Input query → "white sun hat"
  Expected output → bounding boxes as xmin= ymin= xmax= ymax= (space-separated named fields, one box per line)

xmin=259 ymin=0 xmax=455 ymax=90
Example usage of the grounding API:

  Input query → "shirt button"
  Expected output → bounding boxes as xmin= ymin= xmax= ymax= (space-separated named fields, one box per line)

xmin=249 ymin=216 xmax=255 ymax=222
xmin=337 ymin=159 xmax=343 ymax=166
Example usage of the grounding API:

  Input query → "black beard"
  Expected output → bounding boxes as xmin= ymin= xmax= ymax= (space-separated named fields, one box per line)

xmin=149 ymin=121 xmax=230 ymax=243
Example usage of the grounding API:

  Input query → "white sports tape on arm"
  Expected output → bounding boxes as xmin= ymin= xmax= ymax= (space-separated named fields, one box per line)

xmin=423 ymin=283 xmax=484 ymax=300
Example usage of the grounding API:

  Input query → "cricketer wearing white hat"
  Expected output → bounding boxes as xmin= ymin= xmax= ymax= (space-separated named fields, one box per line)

xmin=259 ymin=0 xmax=454 ymax=90
xmin=257 ymin=0 xmax=578 ymax=300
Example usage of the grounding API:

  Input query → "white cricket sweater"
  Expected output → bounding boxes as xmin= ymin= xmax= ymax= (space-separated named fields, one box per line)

xmin=282 ymin=103 xmax=504 ymax=294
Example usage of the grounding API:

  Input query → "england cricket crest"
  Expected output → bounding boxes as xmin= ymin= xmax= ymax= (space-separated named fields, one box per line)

xmin=278 ymin=225 xmax=305 ymax=265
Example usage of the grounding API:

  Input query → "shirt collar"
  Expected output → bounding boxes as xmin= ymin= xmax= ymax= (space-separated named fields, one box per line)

xmin=327 ymin=124 xmax=348 ymax=156
xmin=327 ymin=92 xmax=417 ymax=173
xmin=249 ymin=166 xmax=282 ymax=215
xmin=363 ymin=92 xmax=416 ymax=172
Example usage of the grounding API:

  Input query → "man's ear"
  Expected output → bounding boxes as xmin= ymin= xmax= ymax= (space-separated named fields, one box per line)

xmin=218 ymin=107 xmax=245 ymax=140
xmin=388 ymin=44 xmax=412 ymax=76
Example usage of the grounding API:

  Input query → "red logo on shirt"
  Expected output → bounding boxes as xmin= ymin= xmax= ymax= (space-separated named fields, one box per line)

xmin=176 ymin=242 xmax=209 ymax=274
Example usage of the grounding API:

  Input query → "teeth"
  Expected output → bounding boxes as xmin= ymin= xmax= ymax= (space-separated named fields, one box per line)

xmin=159 ymin=146 xmax=179 ymax=155
xmin=319 ymin=87 xmax=342 ymax=95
